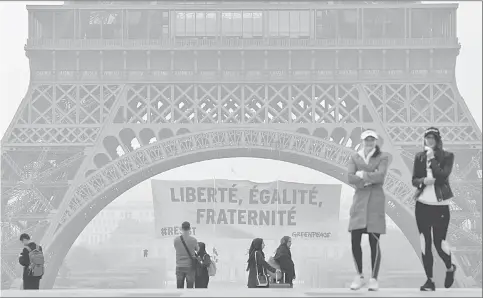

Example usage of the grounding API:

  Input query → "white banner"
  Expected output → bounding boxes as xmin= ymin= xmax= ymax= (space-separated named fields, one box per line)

xmin=152 ymin=179 xmax=342 ymax=241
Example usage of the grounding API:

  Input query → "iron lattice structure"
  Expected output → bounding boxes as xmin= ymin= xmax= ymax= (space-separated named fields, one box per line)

xmin=1 ymin=1 xmax=481 ymax=289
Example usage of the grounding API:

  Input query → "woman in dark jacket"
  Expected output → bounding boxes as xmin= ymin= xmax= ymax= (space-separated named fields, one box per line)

xmin=246 ymin=238 xmax=278 ymax=288
xmin=194 ymin=242 xmax=211 ymax=288
xmin=274 ymin=236 xmax=295 ymax=287
xmin=412 ymin=127 xmax=456 ymax=291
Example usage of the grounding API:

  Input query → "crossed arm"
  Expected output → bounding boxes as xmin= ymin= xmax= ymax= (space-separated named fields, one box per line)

xmin=362 ymin=155 xmax=389 ymax=185
xmin=347 ymin=156 xmax=366 ymax=189
xmin=347 ymin=155 xmax=389 ymax=187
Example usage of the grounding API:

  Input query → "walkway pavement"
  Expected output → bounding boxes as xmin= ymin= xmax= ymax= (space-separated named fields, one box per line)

xmin=2 ymin=288 xmax=482 ymax=297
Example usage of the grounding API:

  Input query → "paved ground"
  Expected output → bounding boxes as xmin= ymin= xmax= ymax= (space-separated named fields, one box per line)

xmin=1 ymin=288 xmax=482 ymax=297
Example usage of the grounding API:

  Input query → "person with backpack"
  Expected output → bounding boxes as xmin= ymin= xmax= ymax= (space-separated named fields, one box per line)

xmin=173 ymin=221 xmax=198 ymax=289
xmin=194 ymin=242 xmax=212 ymax=288
xmin=18 ymin=233 xmax=44 ymax=290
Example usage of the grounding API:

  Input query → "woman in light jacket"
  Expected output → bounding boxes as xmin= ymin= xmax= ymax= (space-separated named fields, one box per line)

xmin=347 ymin=129 xmax=389 ymax=292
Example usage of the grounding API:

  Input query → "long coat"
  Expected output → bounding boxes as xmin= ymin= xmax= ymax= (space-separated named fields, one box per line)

xmin=347 ymin=151 xmax=389 ymax=234
xmin=247 ymin=251 xmax=276 ymax=288
xmin=274 ymin=245 xmax=295 ymax=285
xmin=195 ymin=253 xmax=211 ymax=288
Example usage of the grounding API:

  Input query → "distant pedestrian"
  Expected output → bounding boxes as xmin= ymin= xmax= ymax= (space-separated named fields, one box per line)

xmin=18 ymin=233 xmax=44 ymax=290
xmin=347 ymin=130 xmax=389 ymax=291
xmin=246 ymin=238 xmax=279 ymax=288
xmin=273 ymin=236 xmax=295 ymax=287
xmin=195 ymin=242 xmax=211 ymax=288
xmin=143 ymin=249 xmax=148 ymax=258
xmin=173 ymin=221 xmax=198 ymax=289
xmin=412 ymin=127 xmax=456 ymax=291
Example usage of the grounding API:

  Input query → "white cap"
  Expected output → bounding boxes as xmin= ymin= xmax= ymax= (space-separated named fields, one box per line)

xmin=361 ymin=130 xmax=378 ymax=140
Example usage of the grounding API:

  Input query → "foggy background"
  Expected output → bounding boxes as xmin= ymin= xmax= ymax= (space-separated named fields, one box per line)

xmin=0 ymin=0 xmax=481 ymax=290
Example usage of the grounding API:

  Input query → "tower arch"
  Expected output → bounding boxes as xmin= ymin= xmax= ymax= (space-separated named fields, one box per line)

xmin=40 ymin=127 xmax=421 ymax=288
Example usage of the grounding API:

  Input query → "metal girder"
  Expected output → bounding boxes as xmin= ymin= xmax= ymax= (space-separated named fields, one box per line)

xmin=1 ymin=152 xmax=24 ymax=178
xmin=1 ymin=249 xmax=22 ymax=256
xmin=1 ymin=259 xmax=16 ymax=281
xmin=3 ymin=212 xmax=55 ymax=221
xmin=453 ymin=247 xmax=483 ymax=253
xmin=1 ymin=221 xmax=50 ymax=249
xmin=2 ymin=181 xmax=69 ymax=188
xmin=449 ymin=223 xmax=482 ymax=245
xmin=52 ymin=128 xmax=419 ymax=230
xmin=35 ymin=151 xmax=85 ymax=182
xmin=361 ymin=83 xmax=482 ymax=145
xmin=1 ymin=76 xmax=481 ymax=288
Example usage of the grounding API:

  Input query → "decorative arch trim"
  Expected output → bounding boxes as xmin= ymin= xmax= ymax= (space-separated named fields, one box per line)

xmin=40 ymin=127 xmax=467 ymax=289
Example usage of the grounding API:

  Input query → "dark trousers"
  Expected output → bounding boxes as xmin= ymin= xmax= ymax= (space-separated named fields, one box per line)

xmin=176 ymin=267 xmax=195 ymax=289
xmin=415 ymin=201 xmax=452 ymax=279
xmin=351 ymin=229 xmax=381 ymax=279
xmin=195 ymin=274 xmax=210 ymax=288
xmin=23 ymin=277 xmax=41 ymax=290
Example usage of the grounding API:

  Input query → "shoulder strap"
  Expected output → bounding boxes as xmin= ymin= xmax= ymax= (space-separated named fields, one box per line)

xmin=254 ymin=251 xmax=265 ymax=275
xmin=254 ymin=251 xmax=259 ymax=275
xmin=180 ymin=236 xmax=193 ymax=258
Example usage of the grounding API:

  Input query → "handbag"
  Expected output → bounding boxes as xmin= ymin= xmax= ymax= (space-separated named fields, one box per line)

xmin=269 ymin=272 xmax=292 ymax=288
xmin=266 ymin=256 xmax=280 ymax=280
xmin=180 ymin=236 xmax=199 ymax=269
xmin=254 ymin=251 xmax=268 ymax=287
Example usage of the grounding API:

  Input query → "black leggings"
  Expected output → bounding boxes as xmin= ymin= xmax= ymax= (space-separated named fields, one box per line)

xmin=415 ymin=201 xmax=452 ymax=279
xmin=351 ymin=229 xmax=381 ymax=279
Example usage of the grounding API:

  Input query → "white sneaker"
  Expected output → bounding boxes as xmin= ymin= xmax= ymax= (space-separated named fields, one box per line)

xmin=368 ymin=278 xmax=379 ymax=291
xmin=350 ymin=275 xmax=365 ymax=290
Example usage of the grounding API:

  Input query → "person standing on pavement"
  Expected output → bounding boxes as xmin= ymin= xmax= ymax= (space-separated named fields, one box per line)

xmin=347 ymin=130 xmax=389 ymax=292
xmin=173 ymin=221 xmax=198 ymax=289
xmin=411 ymin=127 xmax=457 ymax=291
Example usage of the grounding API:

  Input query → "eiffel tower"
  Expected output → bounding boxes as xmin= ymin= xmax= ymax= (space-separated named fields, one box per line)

xmin=1 ymin=0 xmax=481 ymax=289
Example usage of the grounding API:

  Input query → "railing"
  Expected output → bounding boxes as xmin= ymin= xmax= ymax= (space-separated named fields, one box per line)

xmin=31 ymin=69 xmax=455 ymax=82
xmin=25 ymin=38 xmax=460 ymax=49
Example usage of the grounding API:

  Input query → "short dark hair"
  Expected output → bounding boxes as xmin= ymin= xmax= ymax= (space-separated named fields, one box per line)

xmin=181 ymin=221 xmax=191 ymax=231
xmin=19 ymin=233 xmax=30 ymax=241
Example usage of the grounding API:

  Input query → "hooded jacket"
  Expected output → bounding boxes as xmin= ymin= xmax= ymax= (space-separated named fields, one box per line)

xmin=274 ymin=241 xmax=295 ymax=283
xmin=19 ymin=242 xmax=42 ymax=279
xmin=412 ymin=127 xmax=454 ymax=202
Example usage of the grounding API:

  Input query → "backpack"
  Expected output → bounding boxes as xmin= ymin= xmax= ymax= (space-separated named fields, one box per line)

xmin=207 ymin=256 xmax=217 ymax=277
xmin=27 ymin=245 xmax=45 ymax=277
